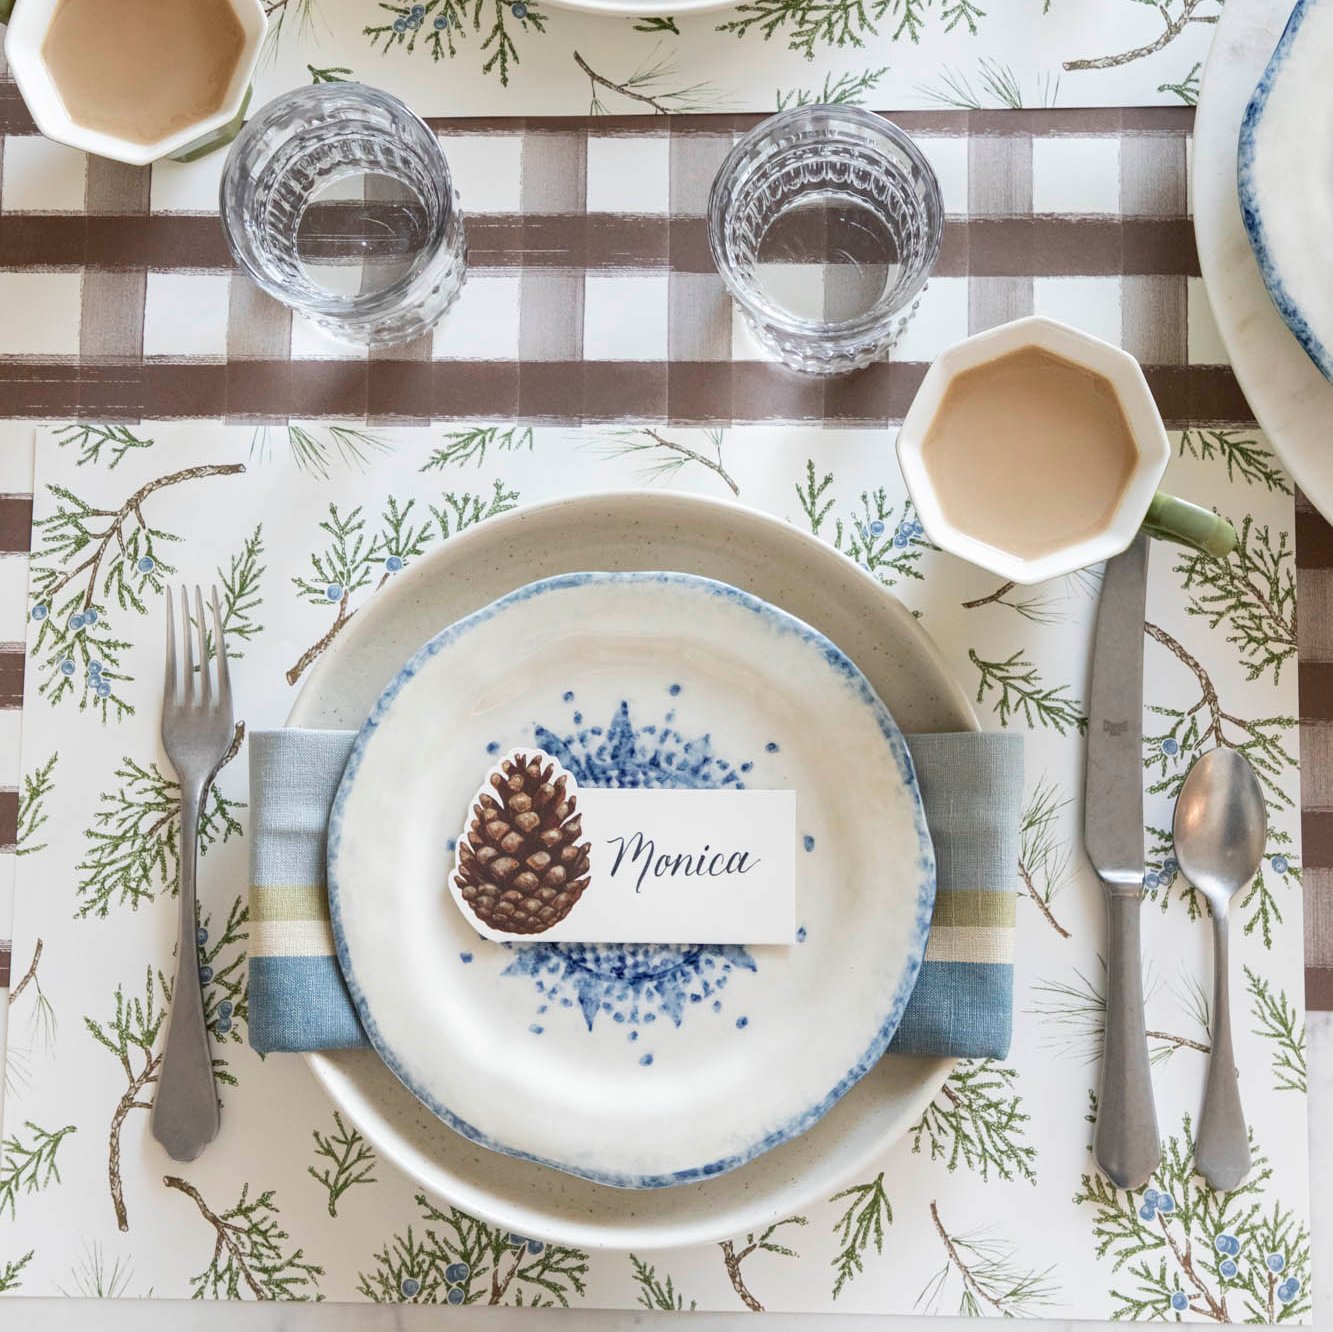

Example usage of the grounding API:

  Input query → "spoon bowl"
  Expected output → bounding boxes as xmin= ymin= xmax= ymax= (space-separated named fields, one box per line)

xmin=1172 ymin=747 xmax=1267 ymax=1191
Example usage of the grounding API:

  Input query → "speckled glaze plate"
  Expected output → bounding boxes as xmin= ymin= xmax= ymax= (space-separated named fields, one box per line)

xmin=1238 ymin=0 xmax=1333 ymax=380
xmin=292 ymin=490 xmax=973 ymax=1248
xmin=328 ymin=571 xmax=934 ymax=1190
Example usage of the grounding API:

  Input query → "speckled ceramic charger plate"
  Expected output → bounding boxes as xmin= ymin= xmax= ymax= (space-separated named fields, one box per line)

xmin=327 ymin=570 xmax=935 ymax=1189
xmin=291 ymin=491 xmax=975 ymax=1248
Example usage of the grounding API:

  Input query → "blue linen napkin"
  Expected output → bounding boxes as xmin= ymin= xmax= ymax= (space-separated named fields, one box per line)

xmin=247 ymin=729 xmax=1022 ymax=1059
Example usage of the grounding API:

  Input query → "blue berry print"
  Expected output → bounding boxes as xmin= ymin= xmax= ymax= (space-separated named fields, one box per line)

xmin=68 ymin=613 xmax=85 ymax=630
xmin=526 ymin=1240 xmax=544 ymax=1255
xmin=198 ymin=966 xmax=213 ymax=984
xmin=1266 ymin=1253 xmax=1286 ymax=1274
xmin=445 ymin=1262 xmax=469 ymax=1282
xmin=1219 ymin=1259 xmax=1238 ymax=1280
xmin=1162 ymin=858 xmax=1177 ymax=874
xmin=1271 ymin=855 xmax=1289 ymax=874
xmin=1143 ymin=1188 xmax=1160 ymax=1206
xmin=218 ymin=1000 xmax=233 ymax=1019
xmin=137 ymin=555 xmax=155 ymax=573
xmin=893 ymin=532 xmax=909 ymax=548
xmin=447 ymin=1287 xmax=464 ymax=1306
xmin=96 ymin=681 xmax=112 ymax=697
xmin=1170 ymin=1292 xmax=1188 ymax=1312
xmin=1139 ymin=1203 xmax=1157 ymax=1222
xmin=868 ymin=519 xmax=886 ymax=537
xmin=803 ymin=834 xmax=815 ymax=852
xmin=215 ymin=1017 xmax=232 ymax=1035
xmin=401 ymin=1276 xmax=421 ymax=1297
xmin=385 ymin=555 xmax=404 ymax=572
xmin=510 ymin=1 xmax=527 ymax=15
xmin=325 ymin=583 xmax=342 ymax=601
xmin=197 ymin=927 xmax=209 ymax=945
xmin=393 ymin=16 xmax=407 ymax=29
xmin=59 ymin=659 xmax=76 ymax=676
xmin=1156 ymin=1193 xmax=1176 ymax=1214
xmin=911 ymin=521 xmax=924 ymax=537
xmin=1160 ymin=737 xmax=1179 ymax=756
xmin=1214 ymin=1234 xmax=1231 ymax=1253
xmin=507 ymin=1233 xmax=526 ymax=1247
xmin=87 ymin=660 xmax=102 ymax=675
xmin=433 ymin=13 xmax=447 ymax=25
xmin=1144 ymin=871 xmax=1160 ymax=889
xmin=31 ymin=604 xmax=47 ymax=621
xmin=1278 ymin=1279 xmax=1300 ymax=1304
xmin=84 ymin=608 xmax=98 ymax=625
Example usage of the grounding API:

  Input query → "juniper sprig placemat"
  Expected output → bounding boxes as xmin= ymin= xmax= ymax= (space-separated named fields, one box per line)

xmin=0 ymin=419 xmax=1309 ymax=1319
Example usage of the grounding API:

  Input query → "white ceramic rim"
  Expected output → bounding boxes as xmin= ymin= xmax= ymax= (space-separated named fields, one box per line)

xmin=290 ymin=489 xmax=974 ymax=1250
xmin=3 ymin=0 xmax=266 ymax=165
xmin=327 ymin=569 xmax=936 ymax=1189
xmin=896 ymin=314 xmax=1170 ymax=586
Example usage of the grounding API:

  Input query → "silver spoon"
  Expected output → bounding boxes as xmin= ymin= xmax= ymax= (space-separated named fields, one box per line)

xmin=1172 ymin=748 xmax=1266 ymax=1191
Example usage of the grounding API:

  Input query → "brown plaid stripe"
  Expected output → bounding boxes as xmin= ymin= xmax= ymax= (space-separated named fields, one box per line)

xmin=0 ymin=96 xmax=1329 ymax=1005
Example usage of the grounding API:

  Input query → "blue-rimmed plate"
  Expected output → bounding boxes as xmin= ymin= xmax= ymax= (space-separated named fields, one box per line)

xmin=328 ymin=570 xmax=934 ymax=1189
xmin=1238 ymin=0 xmax=1333 ymax=380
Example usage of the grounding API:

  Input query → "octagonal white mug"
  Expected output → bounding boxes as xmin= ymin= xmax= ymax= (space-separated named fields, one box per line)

xmin=896 ymin=316 xmax=1236 ymax=585
xmin=2 ymin=0 xmax=266 ymax=166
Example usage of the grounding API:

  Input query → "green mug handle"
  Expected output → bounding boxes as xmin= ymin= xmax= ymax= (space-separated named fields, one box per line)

xmin=1142 ymin=492 xmax=1236 ymax=558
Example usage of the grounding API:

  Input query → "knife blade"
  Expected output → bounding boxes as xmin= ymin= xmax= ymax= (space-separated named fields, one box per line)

xmin=1084 ymin=532 xmax=1160 ymax=1189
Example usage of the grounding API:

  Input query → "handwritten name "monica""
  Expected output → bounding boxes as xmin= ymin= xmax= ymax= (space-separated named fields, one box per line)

xmin=606 ymin=833 xmax=761 ymax=894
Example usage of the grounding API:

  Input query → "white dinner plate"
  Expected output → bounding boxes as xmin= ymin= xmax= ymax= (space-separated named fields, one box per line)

xmin=1195 ymin=0 xmax=1333 ymax=520
xmin=291 ymin=490 xmax=974 ymax=1247
xmin=328 ymin=571 xmax=935 ymax=1189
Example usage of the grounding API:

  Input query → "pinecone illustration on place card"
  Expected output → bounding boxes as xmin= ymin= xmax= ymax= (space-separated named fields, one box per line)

xmin=454 ymin=752 xmax=592 ymax=934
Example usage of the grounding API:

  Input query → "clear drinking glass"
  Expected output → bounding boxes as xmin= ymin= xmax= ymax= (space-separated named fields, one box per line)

xmin=708 ymin=106 xmax=943 ymax=375
xmin=220 ymin=83 xmax=466 ymax=347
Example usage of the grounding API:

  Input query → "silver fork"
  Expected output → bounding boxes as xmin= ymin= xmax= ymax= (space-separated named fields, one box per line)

xmin=151 ymin=586 xmax=234 ymax=1161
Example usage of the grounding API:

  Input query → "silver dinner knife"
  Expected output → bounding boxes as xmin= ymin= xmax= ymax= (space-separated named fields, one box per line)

xmin=1084 ymin=533 xmax=1160 ymax=1189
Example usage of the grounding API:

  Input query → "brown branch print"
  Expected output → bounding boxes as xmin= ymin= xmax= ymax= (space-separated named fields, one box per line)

xmin=9 ymin=938 xmax=42 ymax=1002
xmin=718 ymin=1216 xmax=806 ymax=1313
xmin=574 ymin=50 xmax=677 ymax=113
xmin=1063 ymin=0 xmax=1218 ymax=71
xmin=163 ymin=1176 xmax=265 ymax=1299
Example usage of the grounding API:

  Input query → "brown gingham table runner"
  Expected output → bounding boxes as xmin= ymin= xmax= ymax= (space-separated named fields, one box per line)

xmin=0 ymin=99 xmax=1328 ymax=1010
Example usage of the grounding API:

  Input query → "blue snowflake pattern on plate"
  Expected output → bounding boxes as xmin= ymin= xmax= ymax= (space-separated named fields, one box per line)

xmin=491 ymin=691 xmax=765 ymax=1060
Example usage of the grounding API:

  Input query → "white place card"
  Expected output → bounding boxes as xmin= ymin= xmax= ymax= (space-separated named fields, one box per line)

xmin=450 ymin=749 xmax=795 ymax=943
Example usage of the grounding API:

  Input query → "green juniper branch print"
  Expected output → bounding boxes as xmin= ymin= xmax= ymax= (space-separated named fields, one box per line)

xmin=576 ymin=49 xmax=724 ymax=115
xmin=1158 ymin=60 xmax=1202 ymax=104
xmin=252 ymin=425 xmax=390 ymax=479
xmin=17 ymin=752 xmax=57 ymax=856
xmin=632 ymin=13 xmax=678 ymax=31
xmin=594 ymin=428 xmax=739 ymax=495
xmin=829 ymin=1172 xmax=892 ymax=1299
xmin=29 ymin=464 xmax=245 ymax=719
xmin=358 ymin=1194 xmax=589 ymax=1305
xmin=422 ymin=425 xmax=534 ymax=471
xmin=1147 ymin=822 xmax=1299 ymax=945
xmin=0 ymin=1120 xmax=77 ymax=1219
xmin=287 ymin=485 xmax=516 ymax=686
xmin=75 ymin=725 xmax=246 ymax=918
xmin=308 ymin=63 xmax=353 ymax=82
xmin=209 ymin=525 xmax=266 ymax=659
xmin=919 ymin=1201 xmax=1058 ymax=1315
xmin=199 ymin=895 xmax=249 ymax=1054
xmin=8 ymin=937 xmax=56 ymax=1055
xmin=1174 ymin=516 xmax=1296 ymax=686
xmin=630 ymin=1253 xmax=696 ymax=1311
xmin=970 ymin=648 xmax=1087 ymax=734
xmin=1177 ymin=430 xmax=1290 ymax=494
xmin=166 ymin=1175 xmax=324 ymax=1300
xmin=1144 ymin=621 xmax=1296 ymax=815
xmin=364 ymin=0 xmax=546 ymax=86
xmin=910 ymin=1060 xmax=1036 ymax=1184
xmin=52 ymin=423 xmax=154 ymax=469
xmin=719 ymin=0 xmax=986 ymax=59
xmin=719 ymin=1217 xmax=807 ymax=1313
xmin=1017 ymin=775 xmax=1072 ymax=937
xmin=1074 ymin=1116 xmax=1309 ymax=1321
xmin=776 ymin=64 xmax=887 ymax=109
xmin=1244 ymin=966 xmax=1306 ymax=1093
xmin=310 ymin=1112 xmax=378 ymax=1217
xmin=1028 ymin=967 xmax=1210 ymax=1066
xmin=0 ymin=1251 xmax=34 ymax=1294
